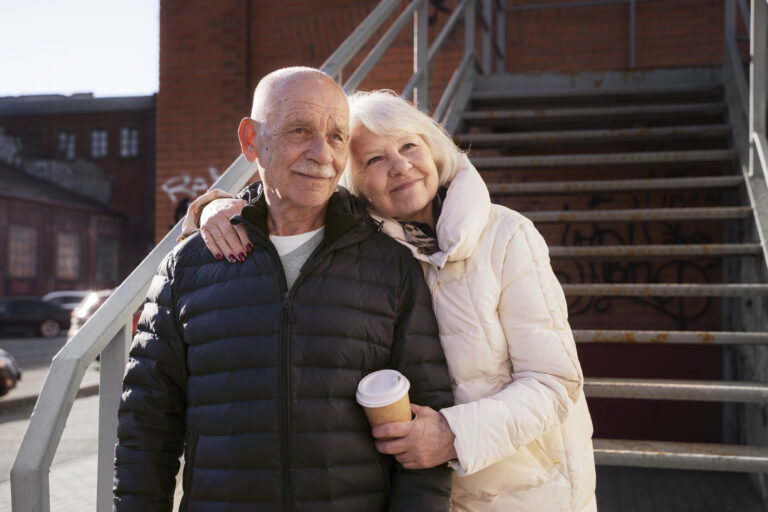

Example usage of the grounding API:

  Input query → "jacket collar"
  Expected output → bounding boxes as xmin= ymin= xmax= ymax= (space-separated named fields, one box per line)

xmin=233 ymin=184 xmax=374 ymax=248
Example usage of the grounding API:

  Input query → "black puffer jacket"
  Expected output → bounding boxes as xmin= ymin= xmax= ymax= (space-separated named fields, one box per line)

xmin=114 ymin=188 xmax=454 ymax=511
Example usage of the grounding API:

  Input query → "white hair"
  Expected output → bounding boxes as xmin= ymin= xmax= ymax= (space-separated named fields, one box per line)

xmin=250 ymin=67 xmax=339 ymax=124
xmin=340 ymin=90 xmax=464 ymax=195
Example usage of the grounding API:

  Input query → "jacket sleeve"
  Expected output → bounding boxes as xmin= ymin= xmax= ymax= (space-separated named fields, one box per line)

xmin=440 ymin=218 xmax=584 ymax=476
xmin=388 ymin=256 xmax=453 ymax=511
xmin=177 ymin=183 xmax=258 ymax=241
xmin=113 ymin=252 xmax=188 ymax=511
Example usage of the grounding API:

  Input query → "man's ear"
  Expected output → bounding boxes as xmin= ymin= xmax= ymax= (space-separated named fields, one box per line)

xmin=238 ymin=118 xmax=259 ymax=162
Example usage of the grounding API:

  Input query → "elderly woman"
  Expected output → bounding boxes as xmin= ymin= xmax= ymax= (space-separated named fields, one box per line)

xmin=185 ymin=91 xmax=597 ymax=511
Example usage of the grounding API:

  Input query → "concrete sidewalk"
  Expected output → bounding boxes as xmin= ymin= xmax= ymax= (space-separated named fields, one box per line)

xmin=0 ymin=363 xmax=100 ymax=413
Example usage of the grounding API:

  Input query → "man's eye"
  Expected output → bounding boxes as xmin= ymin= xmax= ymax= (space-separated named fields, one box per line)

xmin=330 ymin=133 xmax=343 ymax=141
xmin=293 ymin=128 xmax=306 ymax=134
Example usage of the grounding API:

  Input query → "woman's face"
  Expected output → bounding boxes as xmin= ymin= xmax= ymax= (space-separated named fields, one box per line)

xmin=349 ymin=123 xmax=439 ymax=226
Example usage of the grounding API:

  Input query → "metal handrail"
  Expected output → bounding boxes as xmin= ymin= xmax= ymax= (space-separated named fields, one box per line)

xmin=10 ymin=1 xmax=505 ymax=510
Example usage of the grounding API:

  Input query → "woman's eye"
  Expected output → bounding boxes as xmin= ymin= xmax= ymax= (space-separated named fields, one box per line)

xmin=402 ymin=142 xmax=417 ymax=151
xmin=366 ymin=156 xmax=382 ymax=166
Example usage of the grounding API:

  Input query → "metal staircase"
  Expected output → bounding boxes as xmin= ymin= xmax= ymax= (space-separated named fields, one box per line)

xmin=458 ymin=69 xmax=768 ymax=472
xmin=10 ymin=0 xmax=768 ymax=510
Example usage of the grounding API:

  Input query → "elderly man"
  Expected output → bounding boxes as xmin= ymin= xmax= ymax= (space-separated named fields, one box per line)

xmin=113 ymin=67 xmax=453 ymax=511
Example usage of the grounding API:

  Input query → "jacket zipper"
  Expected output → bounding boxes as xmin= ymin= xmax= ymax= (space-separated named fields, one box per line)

xmin=180 ymin=431 xmax=199 ymax=512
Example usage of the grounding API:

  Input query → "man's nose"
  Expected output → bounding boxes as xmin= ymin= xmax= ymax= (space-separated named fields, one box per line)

xmin=306 ymin=134 xmax=333 ymax=165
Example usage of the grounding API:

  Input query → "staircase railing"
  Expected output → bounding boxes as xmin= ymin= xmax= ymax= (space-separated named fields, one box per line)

xmin=9 ymin=1 xmax=504 ymax=510
xmin=723 ymin=0 xmax=768 ymax=271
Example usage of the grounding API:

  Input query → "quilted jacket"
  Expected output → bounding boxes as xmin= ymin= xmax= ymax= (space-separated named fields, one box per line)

xmin=113 ymin=188 xmax=454 ymax=511
xmin=371 ymin=157 xmax=597 ymax=512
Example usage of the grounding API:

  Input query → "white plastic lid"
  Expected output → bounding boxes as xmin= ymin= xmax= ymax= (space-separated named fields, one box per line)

xmin=356 ymin=369 xmax=410 ymax=408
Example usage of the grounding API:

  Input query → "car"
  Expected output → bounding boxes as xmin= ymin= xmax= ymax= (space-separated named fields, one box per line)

xmin=0 ymin=348 xmax=22 ymax=397
xmin=67 ymin=290 xmax=113 ymax=341
xmin=42 ymin=290 xmax=92 ymax=312
xmin=0 ymin=296 xmax=71 ymax=338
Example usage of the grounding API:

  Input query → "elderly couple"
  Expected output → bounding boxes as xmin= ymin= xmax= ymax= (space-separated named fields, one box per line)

xmin=113 ymin=67 xmax=596 ymax=511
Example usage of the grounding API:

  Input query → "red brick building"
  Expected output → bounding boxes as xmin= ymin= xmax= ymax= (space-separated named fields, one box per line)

xmin=0 ymin=94 xmax=156 ymax=296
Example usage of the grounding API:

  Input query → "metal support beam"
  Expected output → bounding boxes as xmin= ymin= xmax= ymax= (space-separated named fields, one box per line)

xmin=574 ymin=329 xmax=768 ymax=344
xmin=96 ymin=319 xmax=132 ymax=512
xmin=465 ymin=0 xmax=475 ymax=60
xmin=749 ymin=0 xmax=767 ymax=178
xmin=413 ymin=0 xmax=429 ymax=110
xmin=585 ymin=378 xmax=768 ymax=402
xmin=482 ymin=0 xmax=492 ymax=73
xmin=496 ymin=0 xmax=506 ymax=72
xmin=548 ymin=243 xmax=761 ymax=259
xmin=628 ymin=0 xmax=636 ymax=68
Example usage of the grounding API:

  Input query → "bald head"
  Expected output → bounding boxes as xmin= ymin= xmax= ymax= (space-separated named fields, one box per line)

xmin=250 ymin=67 xmax=344 ymax=124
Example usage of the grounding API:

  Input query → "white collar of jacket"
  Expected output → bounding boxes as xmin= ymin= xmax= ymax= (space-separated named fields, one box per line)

xmin=370 ymin=154 xmax=491 ymax=268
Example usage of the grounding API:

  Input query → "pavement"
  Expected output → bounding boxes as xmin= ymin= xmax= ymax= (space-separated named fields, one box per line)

xmin=0 ymin=336 xmax=767 ymax=511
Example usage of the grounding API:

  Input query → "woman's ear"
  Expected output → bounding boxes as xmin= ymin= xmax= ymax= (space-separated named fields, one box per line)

xmin=238 ymin=118 xmax=259 ymax=162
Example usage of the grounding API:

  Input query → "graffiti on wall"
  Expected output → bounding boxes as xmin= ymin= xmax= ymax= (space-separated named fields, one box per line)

xmin=161 ymin=166 xmax=221 ymax=204
xmin=554 ymin=189 xmax=722 ymax=329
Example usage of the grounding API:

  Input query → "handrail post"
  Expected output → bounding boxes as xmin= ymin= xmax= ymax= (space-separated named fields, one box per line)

xmin=465 ymin=0 xmax=476 ymax=58
xmin=749 ymin=0 xmax=767 ymax=178
xmin=628 ymin=0 xmax=636 ymax=68
xmin=725 ymin=0 xmax=736 ymax=46
xmin=413 ymin=0 xmax=429 ymax=111
xmin=482 ymin=0 xmax=492 ymax=73
xmin=496 ymin=0 xmax=506 ymax=73
xmin=96 ymin=318 xmax=132 ymax=511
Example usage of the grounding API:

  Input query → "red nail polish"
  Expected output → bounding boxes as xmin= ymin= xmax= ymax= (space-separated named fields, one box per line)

xmin=245 ymin=244 xmax=253 ymax=253
xmin=215 ymin=253 xmax=223 ymax=261
xmin=238 ymin=252 xmax=246 ymax=262
xmin=228 ymin=254 xmax=236 ymax=263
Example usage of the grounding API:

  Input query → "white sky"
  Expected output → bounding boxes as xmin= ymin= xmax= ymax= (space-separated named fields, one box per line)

xmin=0 ymin=0 xmax=159 ymax=98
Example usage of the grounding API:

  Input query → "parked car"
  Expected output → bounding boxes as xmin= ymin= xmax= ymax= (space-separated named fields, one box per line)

xmin=0 ymin=348 xmax=22 ymax=397
xmin=0 ymin=296 xmax=71 ymax=338
xmin=67 ymin=290 xmax=142 ymax=341
xmin=42 ymin=290 xmax=92 ymax=312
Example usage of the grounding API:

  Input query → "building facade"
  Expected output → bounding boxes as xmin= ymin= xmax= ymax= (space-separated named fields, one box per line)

xmin=0 ymin=94 xmax=156 ymax=296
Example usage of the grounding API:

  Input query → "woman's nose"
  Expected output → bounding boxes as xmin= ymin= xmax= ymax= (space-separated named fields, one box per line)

xmin=388 ymin=152 xmax=410 ymax=175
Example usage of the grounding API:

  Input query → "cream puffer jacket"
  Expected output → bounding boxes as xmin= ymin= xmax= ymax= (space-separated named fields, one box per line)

xmin=370 ymin=157 xmax=597 ymax=512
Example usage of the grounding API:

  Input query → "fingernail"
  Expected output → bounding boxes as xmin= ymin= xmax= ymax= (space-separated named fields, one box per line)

xmin=238 ymin=252 xmax=246 ymax=262
xmin=228 ymin=254 xmax=236 ymax=263
xmin=245 ymin=243 xmax=253 ymax=253
xmin=215 ymin=253 xmax=223 ymax=261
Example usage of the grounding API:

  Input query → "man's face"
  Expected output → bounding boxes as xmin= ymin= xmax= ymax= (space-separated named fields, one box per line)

xmin=247 ymin=76 xmax=350 ymax=213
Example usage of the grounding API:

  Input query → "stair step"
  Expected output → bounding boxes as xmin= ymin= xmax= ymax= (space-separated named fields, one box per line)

xmin=549 ymin=244 xmax=761 ymax=259
xmin=574 ymin=330 xmax=768 ymax=344
xmin=561 ymin=283 xmax=768 ymax=297
xmin=487 ymin=175 xmax=743 ymax=195
xmin=584 ymin=378 xmax=768 ymax=402
xmin=593 ymin=439 xmax=768 ymax=472
xmin=457 ymin=124 xmax=731 ymax=147
xmin=523 ymin=206 xmax=752 ymax=223
xmin=463 ymin=103 xmax=727 ymax=124
xmin=470 ymin=84 xmax=724 ymax=104
xmin=472 ymin=149 xmax=737 ymax=169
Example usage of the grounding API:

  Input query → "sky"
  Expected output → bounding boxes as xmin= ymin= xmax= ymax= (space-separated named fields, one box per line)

xmin=0 ymin=0 xmax=160 ymax=98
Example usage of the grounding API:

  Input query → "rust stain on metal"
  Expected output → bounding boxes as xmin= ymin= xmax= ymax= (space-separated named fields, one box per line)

xmin=697 ymin=331 xmax=716 ymax=343
xmin=650 ymin=333 xmax=670 ymax=343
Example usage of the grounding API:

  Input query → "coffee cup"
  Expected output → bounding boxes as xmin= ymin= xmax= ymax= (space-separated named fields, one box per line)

xmin=356 ymin=369 xmax=411 ymax=426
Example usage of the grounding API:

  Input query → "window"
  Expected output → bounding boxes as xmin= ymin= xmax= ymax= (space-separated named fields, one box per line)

xmin=56 ymin=232 xmax=80 ymax=280
xmin=25 ymin=130 xmax=42 ymax=158
xmin=91 ymin=129 xmax=108 ymax=158
xmin=8 ymin=225 xmax=37 ymax=278
xmin=96 ymin=237 xmax=119 ymax=283
xmin=119 ymin=127 xmax=139 ymax=157
xmin=58 ymin=130 xmax=75 ymax=159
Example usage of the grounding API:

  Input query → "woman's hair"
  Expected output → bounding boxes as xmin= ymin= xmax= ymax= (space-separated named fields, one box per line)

xmin=340 ymin=90 xmax=464 ymax=195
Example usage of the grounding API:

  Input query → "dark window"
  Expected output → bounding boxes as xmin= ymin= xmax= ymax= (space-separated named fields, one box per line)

xmin=96 ymin=238 xmax=119 ymax=283
xmin=91 ymin=129 xmax=108 ymax=158
xmin=8 ymin=225 xmax=37 ymax=278
xmin=58 ymin=130 xmax=75 ymax=159
xmin=119 ymin=127 xmax=139 ymax=157
xmin=25 ymin=131 xmax=42 ymax=158
xmin=56 ymin=232 xmax=80 ymax=280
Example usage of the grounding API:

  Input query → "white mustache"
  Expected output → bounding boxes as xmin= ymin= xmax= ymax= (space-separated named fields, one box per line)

xmin=293 ymin=162 xmax=336 ymax=179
